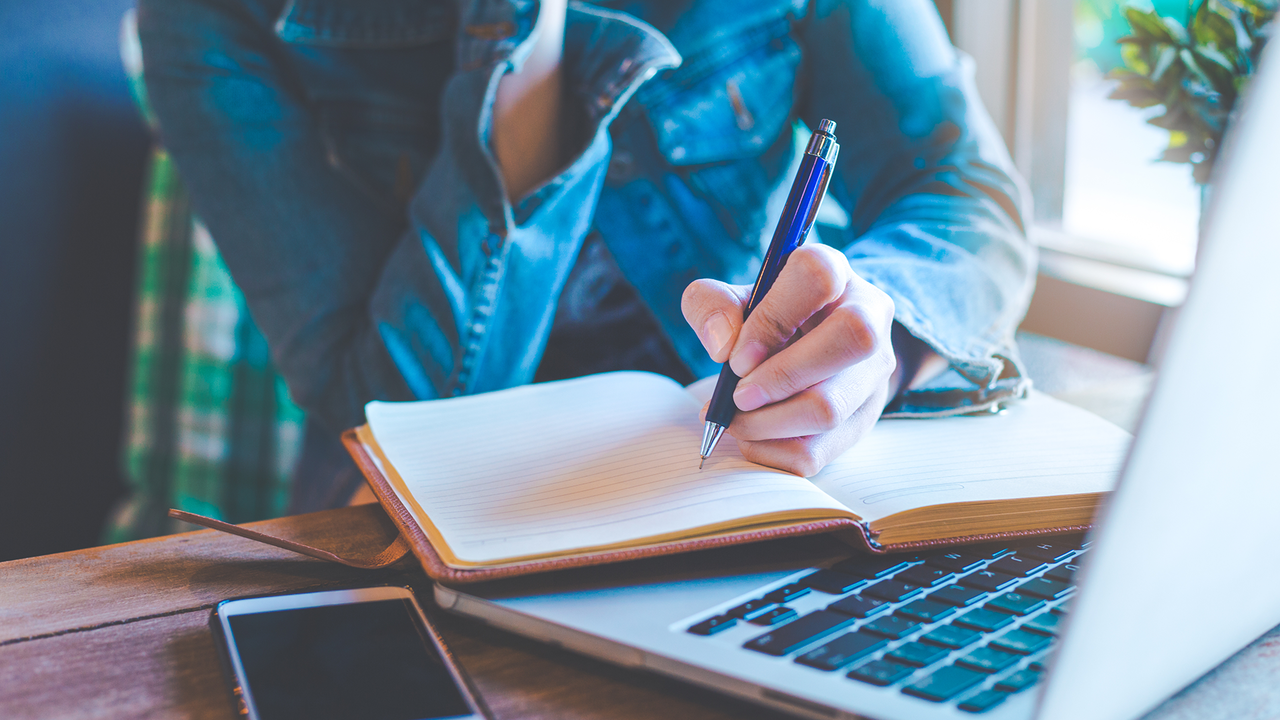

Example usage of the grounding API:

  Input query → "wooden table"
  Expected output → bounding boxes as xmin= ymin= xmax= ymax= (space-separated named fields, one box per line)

xmin=3 ymin=504 xmax=1279 ymax=720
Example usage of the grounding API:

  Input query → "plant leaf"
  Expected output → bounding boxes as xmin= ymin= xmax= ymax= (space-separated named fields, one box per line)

xmin=1148 ymin=108 xmax=1189 ymax=130
xmin=1193 ymin=159 xmax=1214 ymax=184
xmin=1194 ymin=3 xmax=1240 ymax=48
xmin=1179 ymin=47 xmax=1216 ymax=87
xmin=1194 ymin=46 xmax=1240 ymax=95
xmin=1159 ymin=144 xmax=1198 ymax=163
xmin=1124 ymin=7 xmax=1178 ymax=43
xmin=1151 ymin=44 xmax=1181 ymax=81
xmin=1121 ymin=41 xmax=1152 ymax=74
xmin=1107 ymin=75 xmax=1165 ymax=107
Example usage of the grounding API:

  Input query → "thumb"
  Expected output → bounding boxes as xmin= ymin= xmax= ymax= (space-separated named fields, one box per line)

xmin=682 ymin=279 xmax=751 ymax=363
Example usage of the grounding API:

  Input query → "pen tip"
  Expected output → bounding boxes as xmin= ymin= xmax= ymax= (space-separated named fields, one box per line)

xmin=699 ymin=456 xmax=705 ymax=470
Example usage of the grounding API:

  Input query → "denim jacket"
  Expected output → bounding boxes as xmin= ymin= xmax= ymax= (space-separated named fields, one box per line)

xmin=136 ymin=0 xmax=1035 ymax=434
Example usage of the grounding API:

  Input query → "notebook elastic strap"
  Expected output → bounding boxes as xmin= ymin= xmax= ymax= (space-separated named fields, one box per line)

xmin=168 ymin=509 xmax=411 ymax=569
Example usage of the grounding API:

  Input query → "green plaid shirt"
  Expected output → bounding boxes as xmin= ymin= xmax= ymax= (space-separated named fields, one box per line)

xmin=106 ymin=13 xmax=305 ymax=542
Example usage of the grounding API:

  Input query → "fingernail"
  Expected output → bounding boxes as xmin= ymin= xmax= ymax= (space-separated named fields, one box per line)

xmin=734 ymin=383 xmax=768 ymax=412
xmin=729 ymin=341 xmax=768 ymax=377
xmin=703 ymin=313 xmax=734 ymax=359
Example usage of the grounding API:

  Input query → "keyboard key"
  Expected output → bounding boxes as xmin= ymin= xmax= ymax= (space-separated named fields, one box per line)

xmin=959 ymin=689 xmax=1011 ymax=713
xmin=887 ymin=641 xmax=951 ymax=667
xmin=748 ymin=606 xmax=799 ymax=626
xmin=926 ymin=550 xmax=985 ymax=574
xmin=957 ymin=646 xmax=1021 ymax=673
xmin=763 ymin=583 xmax=812 ymax=604
xmin=902 ymin=664 xmax=987 ymax=701
xmin=1017 ymin=541 xmax=1076 ymax=563
xmin=827 ymin=594 xmax=891 ymax=619
xmin=744 ymin=611 xmax=857 ymax=657
xmin=849 ymin=659 xmax=916 ymax=686
xmin=973 ymin=545 xmax=1014 ymax=560
xmin=687 ymin=615 xmax=736 ymax=636
xmin=995 ymin=668 xmax=1042 ymax=693
xmin=802 ymin=570 xmax=867 ymax=595
xmin=929 ymin=585 xmax=988 ymax=608
xmin=986 ymin=592 xmax=1047 ymax=616
xmin=795 ymin=631 xmax=888 ymax=671
xmin=954 ymin=608 xmax=1016 ymax=633
xmin=1044 ymin=562 xmax=1081 ymax=583
xmin=897 ymin=599 xmax=957 ymax=623
xmin=1022 ymin=611 xmax=1063 ymax=636
xmin=991 ymin=628 xmax=1053 ymax=655
xmin=862 ymin=614 xmax=922 ymax=640
xmin=960 ymin=570 xmax=1018 ymax=593
xmin=725 ymin=599 xmax=775 ymax=620
xmin=921 ymin=624 xmax=983 ymax=649
xmin=896 ymin=565 xmax=956 ymax=588
xmin=987 ymin=555 xmax=1049 ymax=578
xmin=1018 ymin=577 xmax=1073 ymax=600
xmin=864 ymin=580 xmax=923 ymax=603
xmin=833 ymin=555 xmax=914 ymax=579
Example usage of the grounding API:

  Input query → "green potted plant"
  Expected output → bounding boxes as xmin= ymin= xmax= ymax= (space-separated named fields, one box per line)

xmin=1107 ymin=0 xmax=1276 ymax=184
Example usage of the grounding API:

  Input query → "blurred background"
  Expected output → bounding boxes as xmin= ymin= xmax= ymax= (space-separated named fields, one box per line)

xmin=0 ymin=0 xmax=1209 ymax=561
xmin=1 ymin=1 xmax=148 ymax=561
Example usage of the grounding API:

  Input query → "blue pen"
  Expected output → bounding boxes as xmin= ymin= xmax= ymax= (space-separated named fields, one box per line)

xmin=699 ymin=119 xmax=840 ymax=468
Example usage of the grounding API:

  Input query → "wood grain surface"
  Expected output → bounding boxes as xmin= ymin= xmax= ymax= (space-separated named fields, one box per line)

xmin=0 ymin=505 xmax=779 ymax=720
xmin=3 ymin=504 xmax=1278 ymax=720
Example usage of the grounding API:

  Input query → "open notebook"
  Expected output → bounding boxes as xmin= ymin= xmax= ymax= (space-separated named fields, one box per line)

xmin=342 ymin=372 xmax=1129 ymax=583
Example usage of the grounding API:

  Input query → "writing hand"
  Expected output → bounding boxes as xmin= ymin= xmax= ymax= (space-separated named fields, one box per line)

xmin=682 ymin=244 xmax=898 ymax=476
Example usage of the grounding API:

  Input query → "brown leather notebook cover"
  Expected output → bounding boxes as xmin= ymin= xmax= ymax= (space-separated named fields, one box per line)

xmin=338 ymin=429 xmax=1093 ymax=584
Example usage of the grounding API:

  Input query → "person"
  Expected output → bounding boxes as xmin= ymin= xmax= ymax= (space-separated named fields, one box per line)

xmin=135 ymin=0 xmax=1034 ymax=509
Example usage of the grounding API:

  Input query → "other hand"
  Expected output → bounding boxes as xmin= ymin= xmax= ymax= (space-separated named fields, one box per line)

xmin=682 ymin=244 xmax=897 ymax=476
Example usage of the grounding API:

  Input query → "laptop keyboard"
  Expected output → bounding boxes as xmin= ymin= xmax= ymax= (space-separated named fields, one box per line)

xmin=683 ymin=538 xmax=1087 ymax=714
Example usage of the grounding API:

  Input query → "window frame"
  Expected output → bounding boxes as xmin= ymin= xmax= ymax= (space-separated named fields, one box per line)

xmin=941 ymin=0 xmax=1189 ymax=362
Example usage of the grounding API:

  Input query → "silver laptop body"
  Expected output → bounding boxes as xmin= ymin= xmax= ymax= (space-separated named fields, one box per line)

xmin=435 ymin=52 xmax=1280 ymax=720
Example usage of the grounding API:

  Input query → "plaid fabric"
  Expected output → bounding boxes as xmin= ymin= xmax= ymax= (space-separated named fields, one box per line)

xmin=105 ymin=13 xmax=305 ymax=543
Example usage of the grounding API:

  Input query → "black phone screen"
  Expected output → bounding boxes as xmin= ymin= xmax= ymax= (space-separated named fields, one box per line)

xmin=226 ymin=599 xmax=474 ymax=720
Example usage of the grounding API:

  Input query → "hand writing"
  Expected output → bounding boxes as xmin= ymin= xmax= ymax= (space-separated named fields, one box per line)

xmin=682 ymin=244 xmax=898 ymax=476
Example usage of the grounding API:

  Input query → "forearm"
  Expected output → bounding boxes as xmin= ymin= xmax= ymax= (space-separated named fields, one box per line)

xmin=491 ymin=0 xmax=568 ymax=201
xmin=802 ymin=0 xmax=1034 ymax=391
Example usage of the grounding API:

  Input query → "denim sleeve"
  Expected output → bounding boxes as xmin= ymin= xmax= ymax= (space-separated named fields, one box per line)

xmin=801 ymin=0 xmax=1036 ymax=414
xmin=136 ymin=0 xmax=679 ymax=431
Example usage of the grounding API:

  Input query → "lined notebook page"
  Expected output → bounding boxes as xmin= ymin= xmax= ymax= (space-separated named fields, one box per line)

xmin=365 ymin=372 xmax=848 ymax=566
xmin=809 ymin=391 xmax=1132 ymax=524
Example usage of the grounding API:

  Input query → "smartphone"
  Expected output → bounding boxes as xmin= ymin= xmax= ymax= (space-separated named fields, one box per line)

xmin=211 ymin=586 xmax=488 ymax=720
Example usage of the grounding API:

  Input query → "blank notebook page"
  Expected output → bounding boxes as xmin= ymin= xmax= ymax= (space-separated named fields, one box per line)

xmin=809 ymin=391 xmax=1131 ymax=524
xmin=365 ymin=373 xmax=846 ymax=565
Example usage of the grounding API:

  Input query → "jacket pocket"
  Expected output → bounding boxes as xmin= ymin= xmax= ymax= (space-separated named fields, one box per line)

xmin=639 ymin=15 xmax=800 ymax=167
xmin=274 ymin=0 xmax=454 ymax=47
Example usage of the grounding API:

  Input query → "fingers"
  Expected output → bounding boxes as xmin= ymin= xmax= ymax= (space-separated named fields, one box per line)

xmin=728 ymin=244 xmax=852 ymax=377
xmin=736 ymin=392 xmax=885 ymax=477
xmin=685 ymin=246 xmax=900 ymax=478
xmin=730 ymin=363 xmax=893 ymax=442
xmin=733 ymin=281 xmax=895 ymax=412
xmin=682 ymin=279 xmax=752 ymax=363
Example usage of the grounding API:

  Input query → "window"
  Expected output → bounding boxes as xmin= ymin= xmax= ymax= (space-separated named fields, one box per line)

xmin=940 ymin=0 xmax=1206 ymax=361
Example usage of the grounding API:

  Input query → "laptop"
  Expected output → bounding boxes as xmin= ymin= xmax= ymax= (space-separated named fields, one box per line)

xmin=433 ymin=51 xmax=1280 ymax=720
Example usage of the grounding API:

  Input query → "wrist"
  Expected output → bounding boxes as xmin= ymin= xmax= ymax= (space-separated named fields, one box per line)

xmin=887 ymin=322 xmax=948 ymax=403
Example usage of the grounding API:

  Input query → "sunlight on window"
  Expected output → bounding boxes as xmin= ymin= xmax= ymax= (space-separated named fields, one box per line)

xmin=1062 ymin=0 xmax=1200 ymax=274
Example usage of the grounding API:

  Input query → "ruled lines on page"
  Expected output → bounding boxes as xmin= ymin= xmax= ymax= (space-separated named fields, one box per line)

xmin=809 ymin=391 xmax=1132 ymax=523
xmin=365 ymin=373 xmax=846 ymax=564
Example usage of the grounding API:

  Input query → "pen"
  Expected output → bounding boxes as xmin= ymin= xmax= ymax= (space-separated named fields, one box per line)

xmin=699 ymin=119 xmax=840 ymax=468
